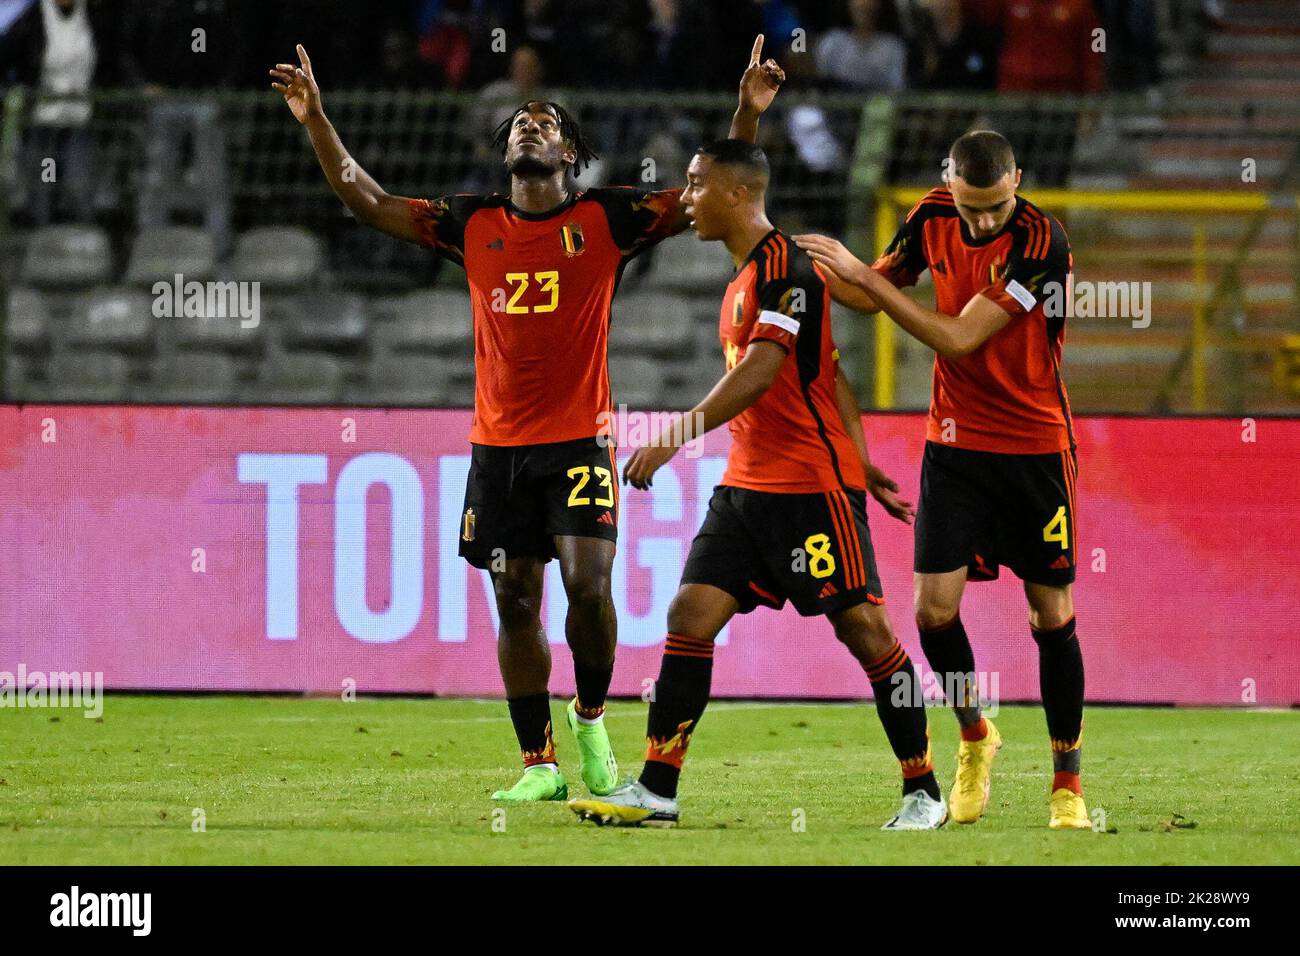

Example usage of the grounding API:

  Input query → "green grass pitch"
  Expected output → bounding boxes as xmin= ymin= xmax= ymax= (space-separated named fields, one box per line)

xmin=1 ymin=696 xmax=1297 ymax=865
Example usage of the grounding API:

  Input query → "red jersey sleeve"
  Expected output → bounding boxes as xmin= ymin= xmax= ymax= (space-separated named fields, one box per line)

xmin=751 ymin=248 xmax=825 ymax=354
xmin=981 ymin=206 xmax=1072 ymax=318
xmin=870 ymin=199 xmax=930 ymax=288
xmin=585 ymin=186 xmax=687 ymax=259
xmin=407 ymin=194 xmax=484 ymax=266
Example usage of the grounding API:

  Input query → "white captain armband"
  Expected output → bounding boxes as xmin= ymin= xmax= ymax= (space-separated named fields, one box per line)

xmin=757 ymin=309 xmax=800 ymax=336
xmin=1004 ymin=278 xmax=1037 ymax=312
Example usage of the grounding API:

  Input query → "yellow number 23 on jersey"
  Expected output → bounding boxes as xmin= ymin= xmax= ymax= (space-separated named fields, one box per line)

xmin=504 ymin=271 xmax=559 ymax=314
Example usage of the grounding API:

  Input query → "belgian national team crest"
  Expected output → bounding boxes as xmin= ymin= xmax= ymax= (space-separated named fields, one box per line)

xmin=561 ymin=222 xmax=585 ymax=256
xmin=461 ymin=507 xmax=476 ymax=542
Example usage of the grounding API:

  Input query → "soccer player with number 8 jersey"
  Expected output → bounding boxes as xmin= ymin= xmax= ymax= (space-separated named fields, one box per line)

xmin=569 ymin=139 xmax=947 ymax=831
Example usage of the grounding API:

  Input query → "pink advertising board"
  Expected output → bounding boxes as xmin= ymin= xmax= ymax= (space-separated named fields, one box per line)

xmin=1 ymin=405 xmax=1296 ymax=705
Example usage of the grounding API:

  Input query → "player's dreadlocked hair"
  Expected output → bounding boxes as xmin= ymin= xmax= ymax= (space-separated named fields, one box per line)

xmin=491 ymin=101 xmax=599 ymax=176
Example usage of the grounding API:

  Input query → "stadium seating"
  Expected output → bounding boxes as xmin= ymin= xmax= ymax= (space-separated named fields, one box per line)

xmin=230 ymin=227 xmax=323 ymax=290
xmin=37 ymin=351 xmax=131 ymax=403
xmin=363 ymin=353 xmax=455 ymax=406
xmin=248 ymin=352 xmax=345 ymax=405
xmin=641 ymin=238 xmax=736 ymax=293
xmin=134 ymin=353 xmax=239 ymax=405
xmin=608 ymin=355 xmax=664 ymax=409
xmin=6 ymin=287 xmax=50 ymax=354
xmin=372 ymin=289 xmax=473 ymax=354
xmin=278 ymin=290 xmax=369 ymax=352
xmin=3 ymin=354 xmax=27 ymax=400
xmin=64 ymin=288 xmax=155 ymax=353
xmin=611 ymin=292 xmax=694 ymax=355
xmin=20 ymin=225 xmax=113 ymax=289
xmin=125 ymin=226 xmax=219 ymax=286
xmin=2 ymin=75 xmax=1295 ymax=414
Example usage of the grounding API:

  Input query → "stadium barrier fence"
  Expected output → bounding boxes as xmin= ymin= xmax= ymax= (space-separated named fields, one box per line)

xmin=2 ymin=88 xmax=1299 ymax=412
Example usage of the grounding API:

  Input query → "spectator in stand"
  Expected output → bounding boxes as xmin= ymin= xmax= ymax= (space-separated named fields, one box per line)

xmin=1093 ymin=0 xmax=1159 ymax=92
xmin=416 ymin=0 xmax=475 ymax=89
xmin=815 ymin=0 xmax=908 ymax=93
xmin=374 ymin=24 xmax=434 ymax=89
xmin=996 ymin=0 xmax=1104 ymax=93
xmin=642 ymin=0 xmax=701 ymax=90
xmin=465 ymin=44 xmax=552 ymax=149
xmin=1 ymin=0 xmax=112 ymax=224
xmin=121 ymin=0 xmax=251 ymax=255
xmin=509 ymin=0 xmax=563 ymax=81
xmin=120 ymin=0 xmax=247 ymax=91
xmin=991 ymin=0 xmax=1105 ymax=188
xmin=912 ymin=0 xmax=999 ymax=90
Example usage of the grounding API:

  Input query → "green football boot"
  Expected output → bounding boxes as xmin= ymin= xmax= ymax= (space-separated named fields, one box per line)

xmin=491 ymin=765 xmax=568 ymax=801
xmin=565 ymin=698 xmax=619 ymax=796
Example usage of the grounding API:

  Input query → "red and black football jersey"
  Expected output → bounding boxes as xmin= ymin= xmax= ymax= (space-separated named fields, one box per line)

xmin=872 ymin=186 xmax=1075 ymax=455
xmin=408 ymin=187 xmax=684 ymax=446
xmin=719 ymin=229 xmax=865 ymax=494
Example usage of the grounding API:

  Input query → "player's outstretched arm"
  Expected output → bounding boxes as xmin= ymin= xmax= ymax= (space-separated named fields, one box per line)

xmin=728 ymin=34 xmax=785 ymax=144
xmin=623 ymin=341 xmax=786 ymax=490
xmin=826 ymin=269 xmax=882 ymax=315
xmin=834 ymin=368 xmax=914 ymax=523
xmin=270 ymin=45 xmax=421 ymax=245
xmin=795 ymin=233 xmax=1012 ymax=358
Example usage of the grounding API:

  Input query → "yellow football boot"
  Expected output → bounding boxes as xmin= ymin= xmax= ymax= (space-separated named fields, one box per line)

xmin=1048 ymin=787 xmax=1092 ymax=829
xmin=949 ymin=719 xmax=1002 ymax=824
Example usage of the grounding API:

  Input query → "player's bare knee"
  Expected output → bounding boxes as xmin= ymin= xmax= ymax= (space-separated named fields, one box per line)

xmin=563 ymin=574 xmax=613 ymax=613
xmin=914 ymin=600 xmax=960 ymax=633
xmin=493 ymin=578 xmax=542 ymax=631
xmin=1026 ymin=584 xmax=1074 ymax=632
xmin=665 ymin=594 xmax=719 ymax=644
xmin=1028 ymin=605 xmax=1074 ymax=633
xmin=831 ymin=604 xmax=895 ymax=660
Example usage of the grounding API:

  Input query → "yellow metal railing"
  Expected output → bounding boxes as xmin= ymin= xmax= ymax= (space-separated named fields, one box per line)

xmin=870 ymin=187 xmax=1300 ymax=411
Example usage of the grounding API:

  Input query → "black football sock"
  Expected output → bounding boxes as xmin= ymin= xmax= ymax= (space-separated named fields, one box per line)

xmin=1031 ymin=617 xmax=1084 ymax=790
xmin=573 ymin=660 xmax=613 ymax=720
xmin=506 ymin=692 xmax=556 ymax=768
xmin=918 ymin=614 xmax=984 ymax=733
xmin=639 ymin=633 xmax=714 ymax=800
xmin=865 ymin=641 xmax=940 ymax=801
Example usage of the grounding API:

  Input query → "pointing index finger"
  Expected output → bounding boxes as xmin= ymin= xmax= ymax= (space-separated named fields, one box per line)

xmin=749 ymin=34 xmax=764 ymax=67
xmin=296 ymin=43 xmax=312 ymax=74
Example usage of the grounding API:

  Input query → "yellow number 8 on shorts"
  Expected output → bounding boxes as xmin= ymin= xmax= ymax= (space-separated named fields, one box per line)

xmin=803 ymin=532 xmax=837 ymax=579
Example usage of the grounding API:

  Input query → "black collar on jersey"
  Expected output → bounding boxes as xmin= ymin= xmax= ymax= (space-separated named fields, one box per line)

xmin=737 ymin=226 xmax=782 ymax=272
xmin=506 ymin=190 xmax=579 ymax=221
xmin=958 ymin=195 xmax=1025 ymax=248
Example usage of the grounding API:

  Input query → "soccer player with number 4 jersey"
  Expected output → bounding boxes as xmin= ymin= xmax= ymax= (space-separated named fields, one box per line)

xmin=569 ymin=139 xmax=946 ymax=831
xmin=796 ymin=131 xmax=1089 ymax=830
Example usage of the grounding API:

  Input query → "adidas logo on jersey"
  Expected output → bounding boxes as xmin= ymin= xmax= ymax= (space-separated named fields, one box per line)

xmin=1049 ymin=555 xmax=1072 ymax=570
xmin=818 ymin=581 xmax=839 ymax=599
xmin=597 ymin=511 xmax=615 ymax=526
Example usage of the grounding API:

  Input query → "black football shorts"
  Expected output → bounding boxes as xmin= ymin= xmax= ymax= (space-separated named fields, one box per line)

xmin=458 ymin=436 xmax=619 ymax=569
xmin=681 ymin=485 xmax=885 ymax=617
xmin=914 ymin=440 xmax=1078 ymax=586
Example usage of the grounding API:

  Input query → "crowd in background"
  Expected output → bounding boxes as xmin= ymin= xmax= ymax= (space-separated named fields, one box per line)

xmin=3 ymin=0 xmax=1220 ymax=99
xmin=0 ymin=0 xmax=1223 ymax=233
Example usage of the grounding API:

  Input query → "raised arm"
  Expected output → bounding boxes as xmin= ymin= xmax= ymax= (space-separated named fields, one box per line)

xmin=728 ymin=34 xmax=785 ymax=144
xmin=270 ymin=45 xmax=421 ymax=244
